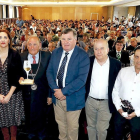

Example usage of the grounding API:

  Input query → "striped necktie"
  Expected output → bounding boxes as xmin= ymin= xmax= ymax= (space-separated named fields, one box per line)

xmin=57 ymin=52 xmax=69 ymax=88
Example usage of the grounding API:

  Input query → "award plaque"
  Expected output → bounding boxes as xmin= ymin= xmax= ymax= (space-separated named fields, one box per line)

xmin=20 ymin=79 xmax=34 ymax=85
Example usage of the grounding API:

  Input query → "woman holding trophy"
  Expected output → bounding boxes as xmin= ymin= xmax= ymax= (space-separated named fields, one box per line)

xmin=0 ymin=29 xmax=24 ymax=140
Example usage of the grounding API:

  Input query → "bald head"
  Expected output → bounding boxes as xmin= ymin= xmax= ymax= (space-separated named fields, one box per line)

xmin=27 ymin=36 xmax=41 ymax=55
xmin=94 ymin=39 xmax=108 ymax=49
xmin=94 ymin=39 xmax=109 ymax=64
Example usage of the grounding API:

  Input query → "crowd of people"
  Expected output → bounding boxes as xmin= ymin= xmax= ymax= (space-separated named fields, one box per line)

xmin=0 ymin=15 xmax=140 ymax=140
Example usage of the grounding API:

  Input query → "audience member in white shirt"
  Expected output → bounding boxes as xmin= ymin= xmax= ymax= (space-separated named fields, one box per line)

xmin=112 ymin=46 xmax=140 ymax=140
xmin=85 ymin=39 xmax=121 ymax=140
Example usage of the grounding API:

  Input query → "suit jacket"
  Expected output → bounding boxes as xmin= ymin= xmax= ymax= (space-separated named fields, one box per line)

xmin=126 ymin=45 xmax=135 ymax=51
xmin=20 ymin=51 xmax=51 ymax=131
xmin=20 ymin=51 xmax=51 ymax=99
xmin=86 ymin=56 xmax=121 ymax=113
xmin=108 ymin=50 xmax=130 ymax=66
xmin=47 ymin=46 xmax=90 ymax=111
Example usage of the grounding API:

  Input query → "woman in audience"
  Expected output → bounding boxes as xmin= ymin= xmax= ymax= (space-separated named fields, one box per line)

xmin=116 ymin=30 xmax=122 ymax=38
xmin=0 ymin=29 xmax=24 ymax=140
xmin=90 ymin=30 xmax=96 ymax=38
xmin=83 ymin=33 xmax=90 ymax=44
xmin=124 ymin=31 xmax=132 ymax=46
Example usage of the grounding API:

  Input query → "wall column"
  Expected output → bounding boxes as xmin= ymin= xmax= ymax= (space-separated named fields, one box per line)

xmin=3 ymin=5 xmax=6 ymax=18
xmin=9 ymin=5 xmax=14 ymax=18
xmin=16 ymin=7 xmax=19 ymax=18
xmin=128 ymin=6 xmax=136 ymax=18
xmin=107 ymin=6 xmax=114 ymax=22
xmin=0 ymin=5 xmax=3 ymax=18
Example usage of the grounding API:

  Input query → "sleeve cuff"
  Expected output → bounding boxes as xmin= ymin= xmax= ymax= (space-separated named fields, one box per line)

xmin=116 ymin=104 xmax=122 ymax=111
xmin=135 ymin=110 xmax=140 ymax=117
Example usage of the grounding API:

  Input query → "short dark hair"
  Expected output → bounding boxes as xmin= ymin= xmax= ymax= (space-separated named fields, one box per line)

xmin=134 ymin=46 xmax=140 ymax=54
xmin=116 ymin=40 xmax=123 ymax=44
xmin=61 ymin=28 xmax=77 ymax=39
xmin=117 ymin=36 xmax=124 ymax=41
xmin=36 ymin=29 xmax=41 ymax=32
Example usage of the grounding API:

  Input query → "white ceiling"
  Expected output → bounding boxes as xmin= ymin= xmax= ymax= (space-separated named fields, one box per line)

xmin=0 ymin=0 xmax=139 ymax=7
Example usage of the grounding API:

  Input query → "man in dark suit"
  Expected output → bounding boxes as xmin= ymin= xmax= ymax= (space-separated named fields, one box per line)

xmin=36 ymin=29 xmax=44 ymax=43
xmin=42 ymin=33 xmax=52 ymax=48
xmin=47 ymin=28 xmax=90 ymax=140
xmin=108 ymin=40 xmax=130 ymax=67
xmin=48 ymin=42 xmax=56 ymax=53
xmin=126 ymin=37 xmax=138 ymax=55
xmin=19 ymin=36 xmax=51 ymax=140
xmin=85 ymin=39 xmax=121 ymax=140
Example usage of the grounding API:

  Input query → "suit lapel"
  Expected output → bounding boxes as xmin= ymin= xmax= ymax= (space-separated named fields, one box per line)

xmin=114 ymin=50 xmax=117 ymax=59
xmin=34 ymin=51 xmax=42 ymax=81
xmin=108 ymin=57 xmax=115 ymax=87
xmin=88 ymin=56 xmax=95 ymax=83
xmin=67 ymin=46 xmax=79 ymax=74
xmin=120 ymin=51 xmax=123 ymax=61
xmin=54 ymin=47 xmax=63 ymax=74
xmin=86 ymin=56 xmax=95 ymax=95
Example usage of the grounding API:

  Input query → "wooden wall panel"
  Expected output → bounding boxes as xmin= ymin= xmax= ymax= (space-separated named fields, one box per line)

xmin=22 ymin=7 xmax=52 ymax=20
xmin=107 ymin=6 xmax=114 ymax=21
xmin=22 ymin=7 xmax=31 ymax=19
xmin=22 ymin=6 xmax=108 ymax=21
xmin=128 ymin=6 xmax=136 ymax=17
xmin=18 ymin=6 xmax=22 ymax=18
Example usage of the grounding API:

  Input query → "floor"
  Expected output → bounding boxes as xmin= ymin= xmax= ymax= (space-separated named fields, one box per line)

xmin=0 ymin=105 xmax=129 ymax=140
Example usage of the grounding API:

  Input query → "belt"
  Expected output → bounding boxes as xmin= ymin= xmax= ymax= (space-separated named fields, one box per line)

xmin=90 ymin=96 xmax=105 ymax=101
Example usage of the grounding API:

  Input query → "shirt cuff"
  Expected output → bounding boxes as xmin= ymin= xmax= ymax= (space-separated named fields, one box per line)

xmin=135 ymin=110 xmax=140 ymax=117
xmin=116 ymin=104 xmax=122 ymax=111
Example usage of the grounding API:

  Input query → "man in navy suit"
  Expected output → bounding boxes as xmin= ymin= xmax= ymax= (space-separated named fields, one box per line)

xmin=85 ymin=39 xmax=121 ymax=140
xmin=47 ymin=28 xmax=90 ymax=140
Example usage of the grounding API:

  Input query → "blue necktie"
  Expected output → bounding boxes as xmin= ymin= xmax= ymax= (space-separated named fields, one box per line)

xmin=57 ymin=52 xmax=69 ymax=88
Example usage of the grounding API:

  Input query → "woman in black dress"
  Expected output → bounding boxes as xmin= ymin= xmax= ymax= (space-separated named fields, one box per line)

xmin=0 ymin=29 xmax=24 ymax=140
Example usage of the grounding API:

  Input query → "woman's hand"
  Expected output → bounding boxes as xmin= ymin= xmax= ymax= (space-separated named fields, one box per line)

xmin=2 ymin=94 xmax=11 ymax=104
xmin=1 ymin=86 xmax=16 ymax=104
xmin=0 ymin=94 xmax=5 ymax=103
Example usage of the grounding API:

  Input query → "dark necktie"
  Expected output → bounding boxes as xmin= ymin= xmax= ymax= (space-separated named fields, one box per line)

xmin=57 ymin=52 xmax=69 ymax=88
xmin=32 ymin=56 xmax=36 ymax=64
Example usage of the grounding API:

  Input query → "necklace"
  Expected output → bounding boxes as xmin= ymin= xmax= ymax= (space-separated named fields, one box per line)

xmin=31 ymin=51 xmax=41 ymax=90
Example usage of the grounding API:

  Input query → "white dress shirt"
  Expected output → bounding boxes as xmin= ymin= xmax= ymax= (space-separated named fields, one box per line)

xmin=28 ymin=52 xmax=39 ymax=64
xmin=112 ymin=66 xmax=140 ymax=117
xmin=89 ymin=58 xmax=109 ymax=99
xmin=128 ymin=21 xmax=133 ymax=28
xmin=56 ymin=48 xmax=74 ymax=87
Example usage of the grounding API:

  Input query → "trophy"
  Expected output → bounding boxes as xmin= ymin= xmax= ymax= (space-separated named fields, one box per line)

xmin=20 ymin=60 xmax=34 ymax=85
xmin=121 ymin=99 xmax=135 ymax=115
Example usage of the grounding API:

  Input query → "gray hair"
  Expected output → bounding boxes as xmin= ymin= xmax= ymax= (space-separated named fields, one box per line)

xmin=61 ymin=28 xmax=77 ymax=39
xmin=27 ymin=36 xmax=41 ymax=44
